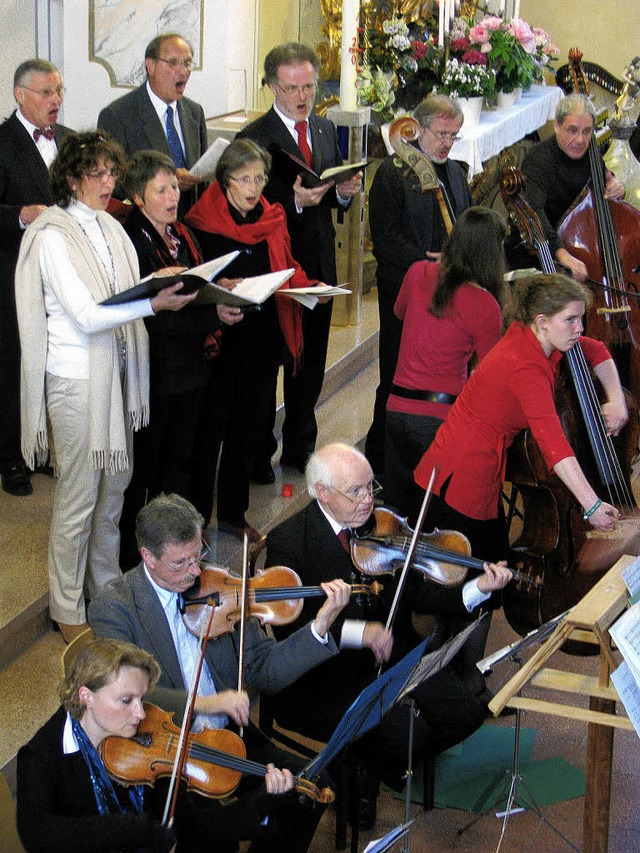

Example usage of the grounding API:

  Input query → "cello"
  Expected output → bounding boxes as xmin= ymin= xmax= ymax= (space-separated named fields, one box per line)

xmin=499 ymin=165 xmax=640 ymax=638
xmin=558 ymin=48 xmax=640 ymax=398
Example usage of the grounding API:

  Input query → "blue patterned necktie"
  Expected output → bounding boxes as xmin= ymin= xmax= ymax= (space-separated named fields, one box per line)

xmin=165 ymin=105 xmax=186 ymax=169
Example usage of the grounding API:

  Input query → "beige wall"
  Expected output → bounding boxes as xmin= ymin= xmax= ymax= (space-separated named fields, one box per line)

xmin=524 ymin=1 xmax=632 ymax=84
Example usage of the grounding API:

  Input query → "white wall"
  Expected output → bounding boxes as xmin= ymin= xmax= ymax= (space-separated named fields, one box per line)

xmin=0 ymin=0 xmax=259 ymax=131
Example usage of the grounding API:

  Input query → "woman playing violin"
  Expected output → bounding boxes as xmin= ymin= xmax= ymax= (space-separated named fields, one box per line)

xmin=415 ymin=273 xmax=628 ymax=561
xmin=17 ymin=638 xmax=295 ymax=852
xmin=385 ymin=206 xmax=507 ymax=522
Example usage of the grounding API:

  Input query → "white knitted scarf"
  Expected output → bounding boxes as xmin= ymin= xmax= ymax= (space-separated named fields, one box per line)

xmin=15 ymin=204 xmax=150 ymax=473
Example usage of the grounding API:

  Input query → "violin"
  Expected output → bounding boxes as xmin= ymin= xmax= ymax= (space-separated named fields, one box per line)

xmin=101 ymin=703 xmax=333 ymax=803
xmin=179 ymin=564 xmax=382 ymax=638
xmin=351 ymin=506 xmax=541 ymax=589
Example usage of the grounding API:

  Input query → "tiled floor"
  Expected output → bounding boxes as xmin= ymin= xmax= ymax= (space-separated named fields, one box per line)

xmin=2 ymin=285 xmax=640 ymax=852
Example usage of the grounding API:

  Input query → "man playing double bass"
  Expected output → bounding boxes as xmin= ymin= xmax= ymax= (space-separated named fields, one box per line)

xmin=519 ymin=93 xmax=625 ymax=282
xmin=265 ymin=442 xmax=512 ymax=820
xmin=89 ymin=492 xmax=351 ymax=852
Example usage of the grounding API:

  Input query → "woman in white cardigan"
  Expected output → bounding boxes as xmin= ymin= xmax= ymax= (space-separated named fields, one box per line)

xmin=15 ymin=131 xmax=194 ymax=643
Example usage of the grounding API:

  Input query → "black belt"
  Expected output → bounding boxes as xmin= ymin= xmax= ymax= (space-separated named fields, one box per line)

xmin=391 ymin=384 xmax=457 ymax=405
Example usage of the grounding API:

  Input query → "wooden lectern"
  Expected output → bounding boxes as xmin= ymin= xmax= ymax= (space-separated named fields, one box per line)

xmin=488 ymin=555 xmax=636 ymax=853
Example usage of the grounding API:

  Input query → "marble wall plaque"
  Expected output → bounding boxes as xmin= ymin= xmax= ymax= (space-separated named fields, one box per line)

xmin=90 ymin=0 xmax=203 ymax=88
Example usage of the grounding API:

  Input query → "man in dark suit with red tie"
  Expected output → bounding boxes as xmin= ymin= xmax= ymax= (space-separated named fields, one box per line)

xmin=238 ymin=44 xmax=362 ymax=481
xmin=0 ymin=59 xmax=72 ymax=496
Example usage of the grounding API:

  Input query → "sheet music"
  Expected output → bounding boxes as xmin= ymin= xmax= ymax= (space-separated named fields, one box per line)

xmin=623 ymin=556 xmax=640 ymax=599
xmin=609 ymin=602 xmax=640 ymax=686
xmin=189 ymin=137 xmax=230 ymax=181
xmin=611 ymin=661 xmax=640 ymax=739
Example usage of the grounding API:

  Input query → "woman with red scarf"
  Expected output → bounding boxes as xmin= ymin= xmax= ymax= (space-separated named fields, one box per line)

xmin=119 ymin=151 xmax=238 ymax=568
xmin=185 ymin=139 xmax=320 ymax=540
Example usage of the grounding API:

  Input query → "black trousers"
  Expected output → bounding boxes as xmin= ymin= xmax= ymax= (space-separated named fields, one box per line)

xmin=364 ymin=273 xmax=404 ymax=478
xmin=256 ymin=299 xmax=333 ymax=467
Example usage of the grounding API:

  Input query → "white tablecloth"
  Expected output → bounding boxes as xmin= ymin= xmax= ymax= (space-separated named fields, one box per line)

xmin=449 ymin=84 xmax=563 ymax=179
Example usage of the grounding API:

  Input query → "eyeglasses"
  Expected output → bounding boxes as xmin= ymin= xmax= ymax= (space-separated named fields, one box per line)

xmin=427 ymin=127 xmax=461 ymax=143
xmin=155 ymin=541 xmax=209 ymax=573
xmin=276 ymin=82 xmax=316 ymax=97
xmin=21 ymin=85 xmax=65 ymax=99
xmin=328 ymin=479 xmax=383 ymax=505
xmin=85 ymin=168 xmax=119 ymax=182
xmin=229 ymin=174 xmax=268 ymax=189
xmin=156 ymin=57 xmax=194 ymax=72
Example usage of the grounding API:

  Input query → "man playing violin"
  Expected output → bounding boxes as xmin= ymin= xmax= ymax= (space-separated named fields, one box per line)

xmin=89 ymin=492 xmax=351 ymax=852
xmin=265 ymin=443 xmax=512 ymax=816
xmin=519 ymin=93 xmax=625 ymax=282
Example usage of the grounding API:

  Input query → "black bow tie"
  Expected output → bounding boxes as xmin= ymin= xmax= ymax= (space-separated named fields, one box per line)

xmin=33 ymin=127 xmax=55 ymax=141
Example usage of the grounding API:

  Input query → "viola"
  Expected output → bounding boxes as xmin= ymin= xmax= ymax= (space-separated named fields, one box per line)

xmin=499 ymin=165 xmax=640 ymax=637
xmin=101 ymin=703 xmax=333 ymax=803
xmin=351 ymin=506 xmax=540 ymax=589
xmin=179 ymin=564 xmax=382 ymax=638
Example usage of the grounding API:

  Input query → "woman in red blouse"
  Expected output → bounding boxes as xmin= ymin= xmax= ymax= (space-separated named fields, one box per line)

xmin=384 ymin=206 xmax=507 ymax=522
xmin=414 ymin=273 xmax=627 ymax=561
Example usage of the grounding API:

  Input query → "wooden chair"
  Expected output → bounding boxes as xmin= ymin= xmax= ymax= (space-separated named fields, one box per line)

xmin=61 ymin=626 xmax=94 ymax=675
xmin=0 ymin=773 xmax=26 ymax=852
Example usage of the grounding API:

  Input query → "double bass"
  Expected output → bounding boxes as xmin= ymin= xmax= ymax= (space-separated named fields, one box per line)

xmin=558 ymin=48 xmax=640 ymax=398
xmin=499 ymin=166 xmax=640 ymax=639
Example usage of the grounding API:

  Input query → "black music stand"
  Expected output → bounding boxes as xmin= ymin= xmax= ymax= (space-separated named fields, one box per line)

xmin=458 ymin=612 xmax=580 ymax=853
xmin=301 ymin=618 xmax=488 ymax=853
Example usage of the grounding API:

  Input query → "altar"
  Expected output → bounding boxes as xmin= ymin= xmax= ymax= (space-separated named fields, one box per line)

xmin=450 ymin=84 xmax=563 ymax=179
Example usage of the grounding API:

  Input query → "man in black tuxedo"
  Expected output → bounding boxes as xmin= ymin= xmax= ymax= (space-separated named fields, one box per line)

xmin=98 ymin=33 xmax=206 ymax=212
xmin=365 ymin=94 xmax=472 ymax=480
xmin=0 ymin=59 xmax=72 ymax=496
xmin=265 ymin=443 xmax=512 ymax=794
xmin=238 ymin=43 xmax=362 ymax=480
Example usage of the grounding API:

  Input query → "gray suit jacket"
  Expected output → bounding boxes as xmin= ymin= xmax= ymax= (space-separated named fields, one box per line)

xmin=98 ymin=83 xmax=207 ymax=167
xmin=88 ymin=563 xmax=338 ymax=718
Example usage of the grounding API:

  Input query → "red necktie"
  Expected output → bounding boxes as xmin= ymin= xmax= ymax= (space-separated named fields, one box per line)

xmin=33 ymin=127 xmax=55 ymax=141
xmin=294 ymin=120 xmax=313 ymax=168
xmin=337 ymin=528 xmax=350 ymax=554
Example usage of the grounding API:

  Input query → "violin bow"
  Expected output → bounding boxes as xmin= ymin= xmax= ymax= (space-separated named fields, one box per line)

xmin=162 ymin=600 xmax=217 ymax=827
xmin=378 ymin=466 xmax=437 ymax=676
xmin=236 ymin=531 xmax=250 ymax=738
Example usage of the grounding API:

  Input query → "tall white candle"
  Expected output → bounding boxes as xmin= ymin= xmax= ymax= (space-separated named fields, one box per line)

xmin=339 ymin=0 xmax=359 ymax=111
xmin=439 ymin=0 xmax=444 ymax=47
xmin=514 ymin=0 xmax=520 ymax=18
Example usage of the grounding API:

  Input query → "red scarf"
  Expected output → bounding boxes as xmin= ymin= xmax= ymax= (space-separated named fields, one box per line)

xmin=186 ymin=182 xmax=316 ymax=370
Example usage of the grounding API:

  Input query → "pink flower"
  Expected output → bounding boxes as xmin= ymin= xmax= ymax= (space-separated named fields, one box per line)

xmin=508 ymin=18 xmax=537 ymax=54
xmin=543 ymin=42 xmax=560 ymax=57
xmin=479 ymin=15 xmax=503 ymax=31
xmin=469 ymin=24 xmax=490 ymax=45
xmin=462 ymin=50 xmax=488 ymax=66
xmin=411 ymin=40 xmax=427 ymax=60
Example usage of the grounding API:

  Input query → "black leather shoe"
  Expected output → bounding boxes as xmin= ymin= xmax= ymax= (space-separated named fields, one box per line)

xmin=1 ymin=465 xmax=33 ymax=496
xmin=251 ymin=460 xmax=276 ymax=485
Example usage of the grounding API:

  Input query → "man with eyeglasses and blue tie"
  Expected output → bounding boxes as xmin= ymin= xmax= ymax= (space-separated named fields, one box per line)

xmin=365 ymin=94 xmax=472 ymax=483
xmin=98 ymin=33 xmax=206 ymax=212
xmin=90 ymin=491 xmax=351 ymax=852
xmin=238 ymin=43 xmax=362 ymax=485
xmin=0 ymin=58 xmax=73 ymax=498
xmin=264 ymin=442 xmax=510 ymax=827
